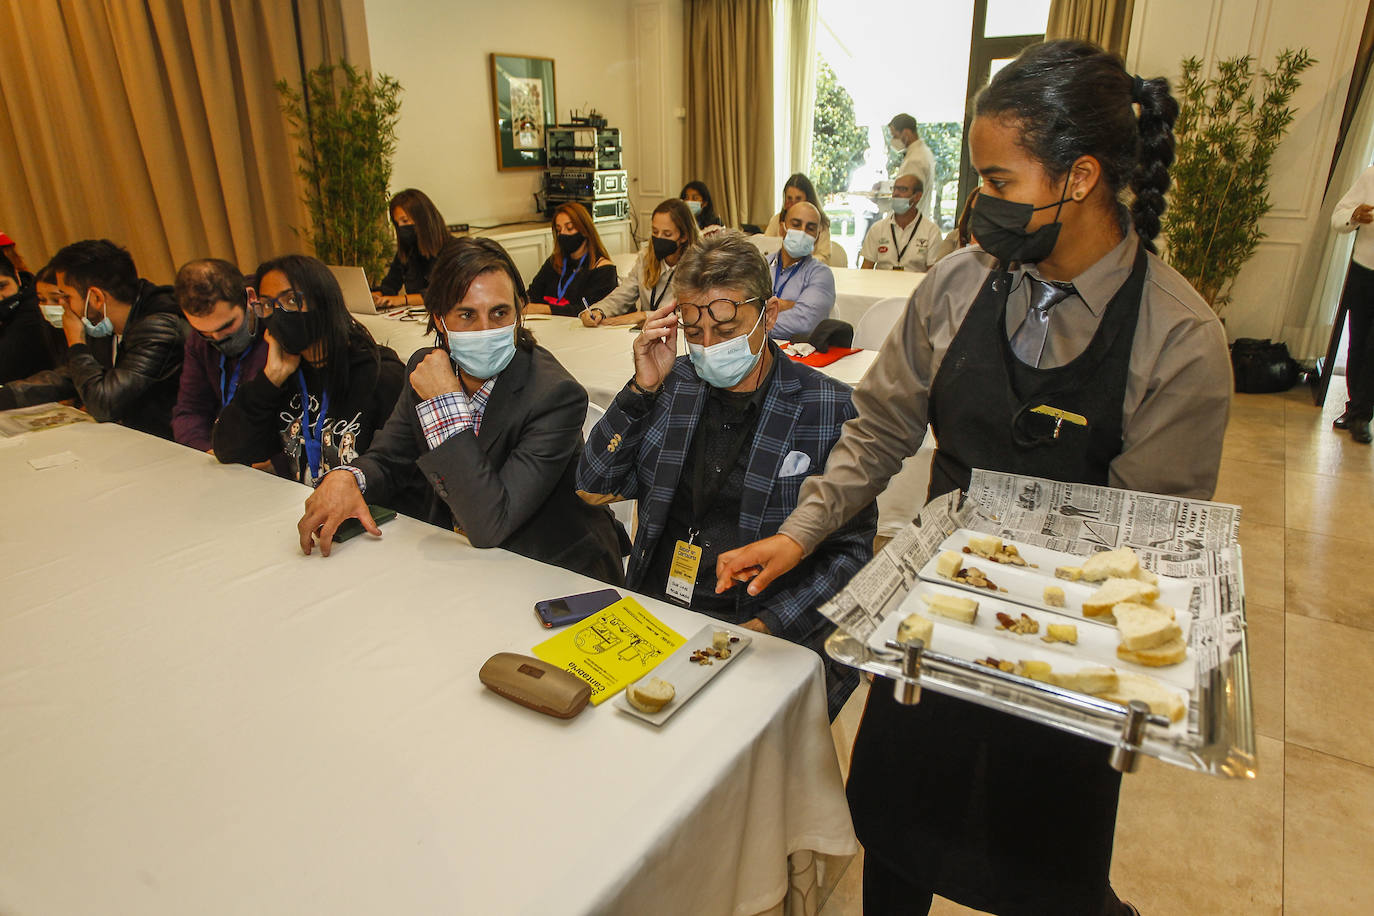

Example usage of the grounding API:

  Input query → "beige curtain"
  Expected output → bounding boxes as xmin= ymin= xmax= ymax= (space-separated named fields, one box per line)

xmin=1045 ymin=0 xmax=1136 ymax=56
xmin=685 ymin=0 xmax=776 ymax=228
xmin=0 ymin=0 xmax=363 ymax=284
xmin=784 ymin=0 xmax=818 ymax=177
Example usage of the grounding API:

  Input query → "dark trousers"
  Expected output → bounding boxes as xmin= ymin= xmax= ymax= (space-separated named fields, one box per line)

xmin=860 ymin=852 xmax=1135 ymax=916
xmin=1342 ymin=261 xmax=1374 ymax=417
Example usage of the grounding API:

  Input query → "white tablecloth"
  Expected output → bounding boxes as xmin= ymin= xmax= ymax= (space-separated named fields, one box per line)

xmin=828 ymin=267 xmax=923 ymax=328
xmin=0 ymin=422 xmax=856 ymax=915
xmin=358 ymin=314 xmax=932 ymax=536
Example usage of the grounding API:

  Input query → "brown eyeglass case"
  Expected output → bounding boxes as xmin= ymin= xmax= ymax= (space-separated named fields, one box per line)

xmin=479 ymin=652 xmax=591 ymax=719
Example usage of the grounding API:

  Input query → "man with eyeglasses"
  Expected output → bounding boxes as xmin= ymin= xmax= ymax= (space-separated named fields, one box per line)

xmin=171 ymin=259 xmax=267 ymax=454
xmin=577 ymin=232 xmax=877 ymax=719
xmin=0 ymin=239 xmax=187 ymax=439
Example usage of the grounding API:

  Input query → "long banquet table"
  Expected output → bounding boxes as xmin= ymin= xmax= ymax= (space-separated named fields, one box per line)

xmin=356 ymin=312 xmax=934 ymax=537
xmin=0 ymin=422 xmax=857 ymax=915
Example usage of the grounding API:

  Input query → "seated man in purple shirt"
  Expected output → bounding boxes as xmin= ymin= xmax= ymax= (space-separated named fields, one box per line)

xmin=764 ymin=200 xmax=836 ymax=339
xmin=171 ymin=258 xmax=268 ymax=454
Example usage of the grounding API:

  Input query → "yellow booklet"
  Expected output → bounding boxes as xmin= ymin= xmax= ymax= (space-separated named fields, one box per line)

xmin=532 ymin=596 xmax=685 ymax=705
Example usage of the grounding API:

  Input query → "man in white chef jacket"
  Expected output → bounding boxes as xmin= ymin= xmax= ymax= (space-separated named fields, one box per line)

xmin=887 ymin=113 xmax=936 ymax=221
xmin=1332 ymin=164 xmax=1374 ymax=443
xmin=859 ymin=174 xmax=944 ymax=272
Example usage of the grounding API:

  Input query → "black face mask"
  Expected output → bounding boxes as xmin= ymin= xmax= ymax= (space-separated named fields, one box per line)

xmin=969 ymin=177 xmax=1075 ymax=265
xmin=210 ymin=309 xmax=256 ymax=359
xmin=651 ymin=236 xmax=681 ymax=261
xmin=557 ymin=232 xmax=585 ymax=257
xmin=267 ymin=310 xmax=314 ymax=356
xmin=396 ymin=224 xmax=418 ymax=251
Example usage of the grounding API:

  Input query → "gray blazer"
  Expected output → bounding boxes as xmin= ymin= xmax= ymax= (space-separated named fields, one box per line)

xmin=352 ymin=344 xmax=626 ymax=585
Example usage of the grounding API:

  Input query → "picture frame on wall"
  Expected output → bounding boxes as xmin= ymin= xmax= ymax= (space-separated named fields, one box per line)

xmin=489 ymin=53 xmax=557 ymax=171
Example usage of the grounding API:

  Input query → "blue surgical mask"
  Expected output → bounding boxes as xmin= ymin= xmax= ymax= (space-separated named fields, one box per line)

xmin=687 ymin=308 xmax=765 ymax=389
xmin=446 ymin=324 xmax=517 ymax=379
xmin=891 ymin=196 xmax=912 ymax=216
xmin=685 ymin=199 xmax=703 ymax=216
xmin=82 ymin=290 xmax=114 ymax=338
xmin=782 ymin=228 xmax=815 ymax=259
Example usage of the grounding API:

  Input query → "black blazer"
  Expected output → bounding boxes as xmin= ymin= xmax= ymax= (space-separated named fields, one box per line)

xmin=352 ymin=344 xmax=626 ymax=585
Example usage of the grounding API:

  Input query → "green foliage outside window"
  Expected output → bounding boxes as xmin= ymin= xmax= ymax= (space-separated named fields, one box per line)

xmin=1163 ymin=48 xmax=1314 ymax=312
xmin=810 ymin=58 xmax=868 ymax=200
xmin=277 ymin=63 xmax=403 ymax=282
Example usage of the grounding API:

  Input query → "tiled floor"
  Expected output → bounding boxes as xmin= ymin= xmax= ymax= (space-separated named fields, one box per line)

xmin=820 ymin=388 xmax=1374 ymax=915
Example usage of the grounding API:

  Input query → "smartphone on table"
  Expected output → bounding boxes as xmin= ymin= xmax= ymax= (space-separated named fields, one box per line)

xmin=332 ymin=505 xmax=398 ymax=543
xmin=535 ymin=588 xmax=621 ymax=628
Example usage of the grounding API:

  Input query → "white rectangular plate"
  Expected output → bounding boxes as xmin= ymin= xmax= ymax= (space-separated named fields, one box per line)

xmin=613 ymin=624 xmax=753 ymax=726
xmin=920 ymin=531 xmax=1197 ymax=635
xmin=868 ymin=580 xmax=1196 ymax=694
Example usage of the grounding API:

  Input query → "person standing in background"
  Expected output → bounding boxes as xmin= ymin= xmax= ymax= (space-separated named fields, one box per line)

xmin=1331 ymin=164 xmax=1374 ymax=443
xmin=888 ymin=113 xmax=937 ymax=222
xmin=526 ymin=203 xmax=619 ymax=316
xmin=373 ymin=188 xmax=448 ymax=309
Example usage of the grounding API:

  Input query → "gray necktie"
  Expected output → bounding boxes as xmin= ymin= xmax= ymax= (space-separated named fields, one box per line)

xmin=1011 ymin=276 xmax=1076 ymax=367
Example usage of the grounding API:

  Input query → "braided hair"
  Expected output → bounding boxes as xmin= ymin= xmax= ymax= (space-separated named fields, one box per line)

xmin=974 ymin=40 xmax=1179 ymax=253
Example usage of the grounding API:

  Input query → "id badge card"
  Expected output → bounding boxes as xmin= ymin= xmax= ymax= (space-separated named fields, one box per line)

xmin=666 ymin=539 xmax=703 ymax=605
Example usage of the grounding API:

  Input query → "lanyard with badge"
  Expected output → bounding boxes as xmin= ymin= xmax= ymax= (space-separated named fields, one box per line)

xmin=889 ymin=213 xmax=923 ymax=271
xmin=295 ymin=370 xmax=331 ymax=483
xmin=772 ymin=255 xmax=803 ymax=298
xmin=219 ymin=353 xmax=244 ymax=408
xmin=553 ymin=253 xmax=586 ymax=304
xmin=665 ymin=408 xmax=758 ymax=606
xmin=648 ymin=265 xmax=676 ymax=312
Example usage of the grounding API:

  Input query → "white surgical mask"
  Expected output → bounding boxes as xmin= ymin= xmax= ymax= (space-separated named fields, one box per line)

xmin=888 ymin=135 xmax=906 ymax=152
xmin=685 ymin=200 xmax=703 ymax=216
xmin=891 ymin=196 xmax=912 ymax=216
xmin=782 ymin=228 xmax=815 ymax=259
xmin=687 ymin=308 xmax=765 ymax=389
xmin=40 ymin=304 xmax=65 ymax=328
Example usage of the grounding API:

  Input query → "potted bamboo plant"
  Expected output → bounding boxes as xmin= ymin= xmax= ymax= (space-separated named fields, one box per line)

xmin=1162 ymin=48 xmax=1314 ymax=313
xmin=277 ymin=63 xmax=403 ymax=282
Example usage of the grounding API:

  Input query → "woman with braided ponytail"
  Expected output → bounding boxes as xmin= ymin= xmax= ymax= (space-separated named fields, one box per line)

xmin=713 ymin=41 xmax=1232 ymax=914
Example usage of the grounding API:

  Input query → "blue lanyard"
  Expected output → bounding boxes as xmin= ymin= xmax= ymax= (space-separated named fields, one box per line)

xmin=772 ymin=256 xmax=804 ymax=298
xmin=218 ymin=353 xmax=244 ymax=408
xmin=296 ymin=370 xmax=331 ymax=481
xmin=554 ymin=254 xmax=586 ymax=303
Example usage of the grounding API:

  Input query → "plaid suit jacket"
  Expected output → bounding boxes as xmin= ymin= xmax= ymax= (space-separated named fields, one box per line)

xmin=577 ymin=346 xmax=877 ymax=712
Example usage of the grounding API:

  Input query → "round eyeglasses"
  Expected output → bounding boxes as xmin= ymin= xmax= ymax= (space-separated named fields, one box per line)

xmin=246 ymin=287 xmax=305 ymax=318
xmin=676 ymin=296 xmax=761 ymax=328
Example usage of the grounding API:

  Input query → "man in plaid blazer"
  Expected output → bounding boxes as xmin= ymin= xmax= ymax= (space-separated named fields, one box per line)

xmin=577 ymin=233 xmax=876 ymax=719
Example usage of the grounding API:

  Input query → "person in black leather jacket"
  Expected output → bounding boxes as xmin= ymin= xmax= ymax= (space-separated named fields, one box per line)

xmin=0 ymin=239 xmax=187 ymax=439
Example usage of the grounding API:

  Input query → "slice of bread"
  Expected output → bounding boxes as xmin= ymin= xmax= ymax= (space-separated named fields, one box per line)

xmin=897 ymin=612 xmax=935 ymax=648
xmin=920 ymin=592 xmax=979 ymax=624
xmin=627 ymin=677 xmax=676 ymax=713
xmin=1082 ymin=577 xmax=1160 ymax=618
xmin=1049 ymin=665 xmax=1119 ymax=694
xmin=1097 ymin=672 xmax=1187 ymax=723
xmin=1113 ymin=602 xmax=1183 ymax=651
xmin=1081 ymin=546 xmax=1140 ymax=582
xmin=1116 ymin=636 xmax=1187 ymax=667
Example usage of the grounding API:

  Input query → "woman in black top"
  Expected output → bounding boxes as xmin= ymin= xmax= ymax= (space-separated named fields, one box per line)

xmin=680 ymin=180 xmax=723 ymax=231
xmin=525 ymin=202 xmax=619 ymax=316
xmin=215 ymin=254 xmax=405 ymax=485
xmin=0 ymin=256 xmax=54 ymax=383
xmin=373 ymin=188 xmax=448 ymax=309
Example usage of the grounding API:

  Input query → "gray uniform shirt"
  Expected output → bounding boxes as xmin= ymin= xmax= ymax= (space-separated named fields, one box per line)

xmin=780 ymin=229 xmax=1233 ymax=553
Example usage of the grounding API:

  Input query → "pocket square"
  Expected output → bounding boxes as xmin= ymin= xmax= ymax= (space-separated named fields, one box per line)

xmin=779 ymin=450 xmax=811 ymax=477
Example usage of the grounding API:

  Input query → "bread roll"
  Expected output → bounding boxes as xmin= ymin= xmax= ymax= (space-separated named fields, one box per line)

xmin=1048 ymin=666 xmax=1119 ymax=694
xmin=1113 ymin=602 xmax=1183 ymax=651
xmin=1081 ymin=547 xmax=1141 ymax=582
xmin=1082 ymin=577 xmax=1160 ymax=618
xmin=1116 ymin=637 xmax=1187 ymax=667
xmin=1097 ymin=672 xmax=1187 ymax=723
xmin=627 ymin=677 xmax=676 ymax=713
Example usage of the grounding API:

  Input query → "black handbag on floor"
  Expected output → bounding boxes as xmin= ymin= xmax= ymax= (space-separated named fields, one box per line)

xmin=1230 ymin=338 xmax=1299 ymax=393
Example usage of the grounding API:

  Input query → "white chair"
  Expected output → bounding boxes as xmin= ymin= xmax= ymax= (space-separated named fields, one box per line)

xmin=853 ymin=296 xmax=909 ymax=350
xmin=828 ymin=244 xmax=849 ymax=269
xmin=581 ymin=402 xmax=636 ymax=536
xmin=746 ymin=234 xmax=783 ymax=257
xmin=610 ymin=250 xmax=641 ymax=281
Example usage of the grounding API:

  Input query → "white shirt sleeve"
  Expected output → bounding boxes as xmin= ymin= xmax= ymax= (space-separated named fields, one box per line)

xmin=1333 ymin=166 xmax=1374 ymax=233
